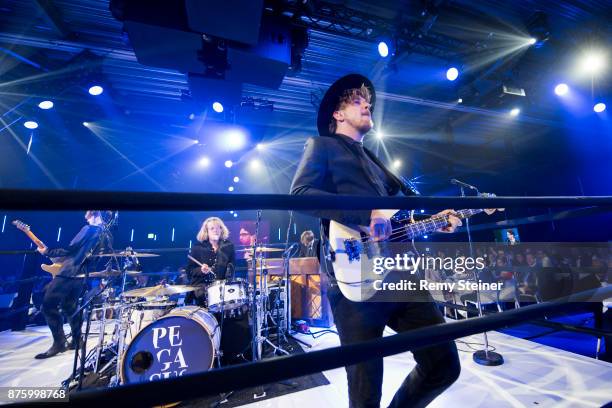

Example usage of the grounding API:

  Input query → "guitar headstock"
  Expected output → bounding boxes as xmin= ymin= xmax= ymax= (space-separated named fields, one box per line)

xmin=12 ymin=220 xmax=30 ymax=232
xmin=479 ymin=193 xmax=505 ymax=215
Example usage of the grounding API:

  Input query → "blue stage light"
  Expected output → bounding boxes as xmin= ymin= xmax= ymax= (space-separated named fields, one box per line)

xmin=24 ymin=121 xmax=38 ymax=129
xmin=593 ymin=102 xmax=606 ymax=113
xmin=226 ymin=129 xmax=246 ymax=150
xmin=378 ymin=42 xmax=389 ymax=58
xmin=212 ymin=102 xmax=224 ymax=113
xmin=88 ymin=85 xmax=104 ymax=96
xmin=554 ymin=83 xmax=569 ymax=96
xmin=224 ymin=160 xmax=233 ymax=168
xmin=38 ymin=100 xmax=54 ymax=110
xmin=446 ymin=67 xmax=459 ymax=81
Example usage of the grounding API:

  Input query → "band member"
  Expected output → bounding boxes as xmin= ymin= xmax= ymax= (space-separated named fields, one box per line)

xmin=298 ymin=230 xmax=319 ymax=258
xmin=186 ymin=217 xmax=236 ymax=306
xmin=290 ymin=74 xmax=462 ymax=407
xmin=35 ymin=210 xmax=105 ymax=359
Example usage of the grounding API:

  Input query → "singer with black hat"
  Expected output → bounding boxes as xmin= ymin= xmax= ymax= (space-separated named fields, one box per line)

xmin=290 ymin=73 xmax=462 ymax=407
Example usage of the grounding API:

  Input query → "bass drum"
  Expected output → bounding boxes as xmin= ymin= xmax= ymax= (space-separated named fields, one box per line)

xmin=120 ymin=306 xmax=220 ymax=384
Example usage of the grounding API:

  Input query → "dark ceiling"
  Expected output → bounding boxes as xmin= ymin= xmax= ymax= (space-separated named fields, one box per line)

xmin=0 ymin=0 xmax=610 ymax=195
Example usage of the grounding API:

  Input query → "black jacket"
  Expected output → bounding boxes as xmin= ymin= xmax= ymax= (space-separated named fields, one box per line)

xmin=290 ymin=133 xmax=415 ymax=226
xmin=186 ymin=239 xmax=236 ymax=285
xmin=46 ymin=225 xmax=103 ymax=278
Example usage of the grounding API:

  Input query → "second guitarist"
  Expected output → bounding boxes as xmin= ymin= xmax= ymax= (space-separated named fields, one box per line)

xmin=34 ymin=210 xmax=105 ymax=359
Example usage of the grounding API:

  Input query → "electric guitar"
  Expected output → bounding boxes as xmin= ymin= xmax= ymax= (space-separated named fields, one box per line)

xmin=328 ymin=193 xmax=503 ymax=302
xmin=12 ymin=220 xmax=63 ymax=277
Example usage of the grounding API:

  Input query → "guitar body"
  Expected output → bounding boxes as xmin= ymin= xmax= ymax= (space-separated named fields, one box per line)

xmin=328 ymin=201 xmax=501 ymax=302
xmin=40 ymin=261 xmax=63 ymax=277
xmin=329 ymin=210 xmax=399 ymax=302
xmin=12 ymin=220 xmax=64 ymax=278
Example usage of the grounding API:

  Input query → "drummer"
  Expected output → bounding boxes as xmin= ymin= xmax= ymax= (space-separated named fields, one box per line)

xmin=186 ymin=217 xmax=236 ymax=306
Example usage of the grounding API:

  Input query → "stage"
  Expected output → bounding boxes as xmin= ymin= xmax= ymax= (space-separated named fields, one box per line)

xmin=1 ymin=323 xmax=610 ymax=407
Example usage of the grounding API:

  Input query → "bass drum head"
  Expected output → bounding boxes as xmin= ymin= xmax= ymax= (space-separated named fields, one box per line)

xmin=121 ymin=306 xmax=219 ymax=384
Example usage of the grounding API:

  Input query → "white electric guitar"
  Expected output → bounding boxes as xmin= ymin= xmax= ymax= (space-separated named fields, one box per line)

xmin=12 ymin=220 xmax=63 ymax=277
xmin=328 ymin=194 xmax=502 ymax=302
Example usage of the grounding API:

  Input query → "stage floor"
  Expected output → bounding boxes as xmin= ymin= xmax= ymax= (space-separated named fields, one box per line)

xmin=0 ymin=323 xmax=610 ymax=407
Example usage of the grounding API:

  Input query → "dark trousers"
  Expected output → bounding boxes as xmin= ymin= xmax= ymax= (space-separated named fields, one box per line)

xmin=42 ymin=277 xmax=84 ymax=345
xmin=328 ymin=286 xmax=461 ymax=408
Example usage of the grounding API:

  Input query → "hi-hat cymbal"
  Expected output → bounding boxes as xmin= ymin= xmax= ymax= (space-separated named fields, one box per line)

xmin=237 ymin=247 xmax=283 ymax=253
xmin=236 ymin=265 xmax=283 ymax=271
xmin=122 ymin=284 xmax=199 ymax=298
xmin=76 ymin=270 xmax=142 ymax=278
xmin=93 ymin=251 xmax=159 ymax=258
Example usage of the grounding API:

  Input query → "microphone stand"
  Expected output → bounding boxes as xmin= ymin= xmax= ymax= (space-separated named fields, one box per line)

xmin=455 ymin=182 xmax=503 ymax=366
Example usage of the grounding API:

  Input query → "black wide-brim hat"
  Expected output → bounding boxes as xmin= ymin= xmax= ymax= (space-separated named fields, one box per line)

xmin=317 ymin=73 xmax=376 ymax=136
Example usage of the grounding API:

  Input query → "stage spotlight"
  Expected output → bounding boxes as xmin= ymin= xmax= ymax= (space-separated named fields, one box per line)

xmin=593 ymin=103 xmax=606 ymax=113
xmin=509 ymin=108 xmax=521 ymax=117
xmin=212 ymin=102 xmax=224 ymax=113
xmin=38 ymin=100 xmax=54 ymax=110
xmin=457 ymin=98 xmax=463 ymax=104
xmin=224 ymin=160 xmax=233 ymax=168
xmin=250 ymin=159 xmax=262 ymax=170
xmin=256 ymin=143 xmax=265 ymax=151
xmin=82 ymin=122 xmax=90 ymax=127
xmin=527 ymin=38 xmax=536 ymax=45
xmin=392 ymin=160 xmax=402 ymax=169
xmin=446 ymin=67 xmax=459 ymax=81
xmin=233 ymin=213 xmax=238 ymax=218
xmin=225 ymin=129 xmax=246 ymax=150
xmin=23 ymin=121 xmax=38 ymax=129
xmin=233 ymin=176 xmax=240 ymax=183
xmin=580 ymin=52 xmax=606 ymax=75
xmin=88 ymin=85 xmax=104 ymax=96
xmin=424 ymin=235 xmax=428 ymax=239
xmin=378 ymin=41 xmax=389 ymax=58
xmin=554 ymin=83 xmax=569 ymax=96
xmin=188 ymin=113 xmax=195 ymax=120
xmin=376 ymin=130 xmax=384 ymax=139
xmin=198 ymin=157 xmax=210 ymax=167
xmin=228 ymin=186 xmax=234 ymax=192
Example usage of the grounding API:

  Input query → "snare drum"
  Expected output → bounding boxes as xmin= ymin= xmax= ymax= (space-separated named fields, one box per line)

xmin=206 ymin=279 xmax=248 ymax=313
xmin=120 ymin=306 xmax=220 ymax=384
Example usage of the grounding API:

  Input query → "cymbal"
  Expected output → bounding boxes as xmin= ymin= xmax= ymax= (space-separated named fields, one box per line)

xmin=237 ymin=247 xmax=283 ymax=253
xmin=122 ymin=284 xmax=199 ymax=298
xmin=76 ymin=270 xmax=142 ymax=278
xmin=93 ymin=251 xmax=159 ymax=258
xmin=236 ymin=265 xmax=283 ymax=271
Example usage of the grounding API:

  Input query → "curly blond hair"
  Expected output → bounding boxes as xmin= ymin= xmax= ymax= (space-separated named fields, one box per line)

xmin=196 ymin=217 xmax=230 ymax=242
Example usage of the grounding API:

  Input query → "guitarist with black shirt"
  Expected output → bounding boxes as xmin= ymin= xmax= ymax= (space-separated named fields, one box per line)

xmin=34 ymin=211 xmax=105 ymax=359
xmin=290 ymin=74 xmax=463 ymax=407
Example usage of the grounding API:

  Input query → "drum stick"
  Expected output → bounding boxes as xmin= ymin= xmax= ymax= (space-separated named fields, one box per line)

xmin=188 ymin=254 xmax=204 ymax=267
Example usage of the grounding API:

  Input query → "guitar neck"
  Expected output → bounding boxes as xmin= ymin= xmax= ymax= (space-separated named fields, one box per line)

xmin=23 ymin=230 xmax=46 ymax=249
xmin=402 ymin=208 xmax=483 ymax=239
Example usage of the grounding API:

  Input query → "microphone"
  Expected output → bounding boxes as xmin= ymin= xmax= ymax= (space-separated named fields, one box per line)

xmin=450 ymin=178 xmax=478 ymax=192
xmin=225 ymin=262 xmax=235 ymax=280
xmin=284 ymin=243 xmax=298 ymax=254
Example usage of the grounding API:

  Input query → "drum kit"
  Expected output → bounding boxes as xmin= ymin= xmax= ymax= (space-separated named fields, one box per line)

xmin=64 ymin=245 xmax=292 ymax=391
